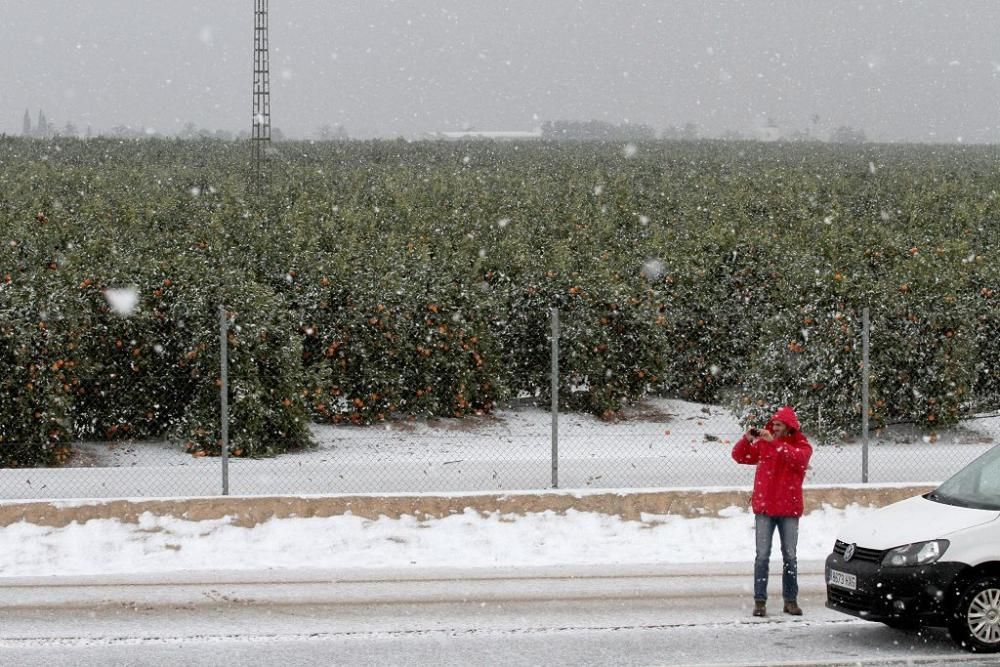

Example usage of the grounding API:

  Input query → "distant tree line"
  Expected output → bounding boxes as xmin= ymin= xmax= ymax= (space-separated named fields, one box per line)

xmin=541 ymin=120 xmax=657 ymax=141
xmin=15 ymin=109 xmax=289 ymax=141
xmin=315 ymin=124 xmax=350 ymax=141
xmin=540 ymin=118 xmax=868 ymax=144
xmin=13 ymin=109 xmax=867 ymax=144
xmin=21 ymin=109 xmax=89 ymax=140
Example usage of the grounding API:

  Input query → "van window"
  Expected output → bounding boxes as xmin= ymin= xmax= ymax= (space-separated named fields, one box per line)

xmin=931 ymin=445 xmax=1000 ymax=511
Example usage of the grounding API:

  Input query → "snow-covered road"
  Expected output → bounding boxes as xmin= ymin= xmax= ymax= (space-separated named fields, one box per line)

xmin=0 ymin=564 xmax=977 ymax=666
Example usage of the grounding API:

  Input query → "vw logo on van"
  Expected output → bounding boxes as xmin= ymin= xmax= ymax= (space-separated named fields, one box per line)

xmin=843 ymin=543 xmax=857 ymax=562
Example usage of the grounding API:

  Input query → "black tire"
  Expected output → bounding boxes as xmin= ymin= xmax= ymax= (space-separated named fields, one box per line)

xmin=949 ymin=576 xmax=1000 ymax=653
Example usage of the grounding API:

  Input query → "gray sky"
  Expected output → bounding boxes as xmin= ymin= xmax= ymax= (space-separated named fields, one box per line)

xmin=3 ymin=0 xmax=1000 ymax=141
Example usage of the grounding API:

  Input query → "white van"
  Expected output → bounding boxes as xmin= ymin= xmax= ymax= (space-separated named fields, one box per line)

xmin=826 ymin=445 xmax=1000 ymax=652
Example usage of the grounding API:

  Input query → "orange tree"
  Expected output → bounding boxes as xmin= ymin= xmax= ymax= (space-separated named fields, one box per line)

xmin=2 ymin=136 xmax=1000 ymax=467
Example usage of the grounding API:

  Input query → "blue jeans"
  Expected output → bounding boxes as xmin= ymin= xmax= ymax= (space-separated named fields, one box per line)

xmin=754 ymin=514 xmax=799 ymax=602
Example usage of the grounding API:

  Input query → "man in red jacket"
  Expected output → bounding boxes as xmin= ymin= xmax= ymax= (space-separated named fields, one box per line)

xmin=732 ymin=405 xmax=813 ymax=618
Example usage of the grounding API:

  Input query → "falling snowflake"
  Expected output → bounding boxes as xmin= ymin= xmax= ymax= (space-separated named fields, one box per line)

xmin=105 ymin=288 xmax=139 ymax=317
xmin=640 ymin=259 xmax=665 ymax=281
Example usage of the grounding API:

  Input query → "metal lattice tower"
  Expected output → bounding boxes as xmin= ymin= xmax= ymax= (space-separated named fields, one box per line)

xmin=250 ymin=0 xmax=271 ymax=195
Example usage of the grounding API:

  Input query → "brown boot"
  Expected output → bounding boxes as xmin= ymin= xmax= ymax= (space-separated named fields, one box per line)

xmin=753 ymin=600 xmax=767 ymax=617
xmin=783 ymin=600 xmax=803 ymax=616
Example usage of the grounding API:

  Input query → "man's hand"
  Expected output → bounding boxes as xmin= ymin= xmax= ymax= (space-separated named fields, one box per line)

xmin=758 ymin=429 xmax=775 ymax=441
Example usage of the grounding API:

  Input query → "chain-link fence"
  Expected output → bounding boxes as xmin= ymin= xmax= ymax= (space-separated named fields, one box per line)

xmin=1 ymin=306 xmax=997 ymax=500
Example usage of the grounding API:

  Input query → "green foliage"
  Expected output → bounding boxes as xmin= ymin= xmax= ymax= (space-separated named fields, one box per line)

xmin=738 ymin=301 xmax=867 ymax=441
xmin=176 ymin=283 xmax=310 ymax=457
xmin=0 ymin=309 xmax=73 ymax=466
xmin=1 ymin=136 xmax=999 ymax=465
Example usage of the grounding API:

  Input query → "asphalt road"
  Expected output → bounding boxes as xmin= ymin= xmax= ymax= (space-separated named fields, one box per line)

xmin=0 ymin=564 xmax=984 ymax=666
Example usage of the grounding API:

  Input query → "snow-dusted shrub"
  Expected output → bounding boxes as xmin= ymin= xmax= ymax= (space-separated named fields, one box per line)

xmin=0 ymin=142 xmax=312 ymax=463
xmin=3 ymin=136 xmax=1000 ymax=468
xmin=736 ymin=301 xmax=869 ymax=441
xmin=300 ymin=271 xmax=504 ymax=424
xmin=68 ymin=276 xmax=196 ymax=443
xmin=651 ymin=236 xmax=776 ymax=405
xmin=175 ymin=281 xmax=311 ymax=456
xmin=970 ymin=258 xmax=1000 ymax=411
xmin=0 ymin=295 xmax=74 ymax=466
xmin=872 ymin=286 xmax=977 ymax=429
xmin=559 ymin=285 xmax=667 ymax=418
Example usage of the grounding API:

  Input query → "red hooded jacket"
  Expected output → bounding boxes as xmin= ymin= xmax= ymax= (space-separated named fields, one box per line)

xmin=731 ymin=406 xmax=813 ymax=517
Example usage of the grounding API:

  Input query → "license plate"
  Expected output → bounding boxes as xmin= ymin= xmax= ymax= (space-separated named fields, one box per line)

xmin=829 ymin=569 xmax=857 ymax=591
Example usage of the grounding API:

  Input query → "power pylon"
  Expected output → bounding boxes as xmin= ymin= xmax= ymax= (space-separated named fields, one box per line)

xmin=250 ymin=0 xmax=271 ymax=196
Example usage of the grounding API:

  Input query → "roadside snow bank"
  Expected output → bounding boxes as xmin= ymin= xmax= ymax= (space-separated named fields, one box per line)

xmin=0 ymin=503 xmax=878 ymax=577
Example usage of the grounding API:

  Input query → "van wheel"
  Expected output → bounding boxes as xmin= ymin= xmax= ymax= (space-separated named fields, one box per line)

xmin=949 ymin=576 xmax=1000 ymax=652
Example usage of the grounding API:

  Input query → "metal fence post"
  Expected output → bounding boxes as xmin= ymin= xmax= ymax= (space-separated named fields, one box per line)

xmin=550 ymin=307 xmax=559 ymax=489
xmin=862 ymin=306 xmax=870 ymax=483
xmin=219 ymin=305 xmax=230 ymax=496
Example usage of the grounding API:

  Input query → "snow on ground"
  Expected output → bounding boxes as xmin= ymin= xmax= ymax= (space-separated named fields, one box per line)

xmin=0 ymin=501 xmax=877 ymax=578
xmin=71 ymin=399 xmax=1000 ymax=468
xmin=1 ymin=398 xmax=991 ymax=579
xmin=7 ymin=399 xmax=996 ymax=499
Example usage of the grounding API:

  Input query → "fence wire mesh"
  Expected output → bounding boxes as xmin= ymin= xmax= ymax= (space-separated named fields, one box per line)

xmin=1 ymin=306 xmax=998 ymax=499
